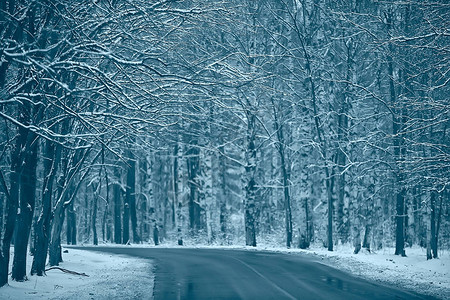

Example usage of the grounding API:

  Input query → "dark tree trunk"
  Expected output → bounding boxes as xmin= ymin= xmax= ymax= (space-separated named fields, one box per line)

xmin=303 ymin=197 xmax=311 ymax=248
xmin=153 ymin=223 xmax=159 ymax=245
xmin=31 ymin=140 xmax=60 ymax=276
xmin=140 ymin=158 xmax=149 ymax=242
xmin=394 ymin=185 xmax=406 ymax=256
xmin=12 ymin=116 xmax=39 ymax=281
xmin=271 ymin=97 xmax=293 ymax=248
xmin=362 ymin=224 xmax=371 ymax=252
xmin=113 ymin=168 xmax=122 ymax=244
xmin=102 ymin=156 xmax=110 ymax=242
xmin=0 ymin=123 xmax=21 ymax=287
xmin=49 ymin=147 xmax=92 ymax=266
xmin=281 ymin=148 xmax=292 ymax=248
xmin=187 ymin=144 xmax=200 ymax=232
xmin=66 ymin=202 xmax=77 ymax=245
xmin=434 ymin=193 xmax=443 ymax=259
xmin=172 ymin=145 xmax=178 ymax=229
xmin=92 ymin=184 xmax=98 ymax=245
xmin=326 ymin=174 xmax=334 ymax=252
xmin=354 ymin=228 xmax=361 ymax=254
xmin=123 ymin=194 xmax=130 ymax=244
xmin=430 ymin=191 xmax=442 ymax=259
xmin=126 ymin=152 xmax=140 ymax=243
xmin=336 ymin=34 xmax=352 ymax=245
xmin=244 ymin=115 xmax=257 ymax=247
xmin=218 ymin=144 xmax=228 ymax=242
xmin=385 ymin=11 xmax=407 ymax=257
xmin=49 ymin=196 xmax=66 ymax=266
xmin=11 ymin=2 xmax=41 ymax=280
xmin=49 ymin=148 xmax=71 ymax=267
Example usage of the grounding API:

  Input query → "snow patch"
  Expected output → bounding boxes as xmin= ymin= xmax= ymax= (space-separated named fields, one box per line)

xmin=0 ymin=247 xmax=154 ymax=300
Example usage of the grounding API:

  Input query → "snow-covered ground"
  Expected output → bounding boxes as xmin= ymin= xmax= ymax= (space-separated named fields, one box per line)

xmin=297 ymin=245 xmax=450 ymax=300
xmin=0 ymin=247 xmax=154 ymax=300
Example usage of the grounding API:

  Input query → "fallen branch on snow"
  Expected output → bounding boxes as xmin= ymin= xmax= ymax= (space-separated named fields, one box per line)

xmin=45 ymin=267 xmax=89 ymax=277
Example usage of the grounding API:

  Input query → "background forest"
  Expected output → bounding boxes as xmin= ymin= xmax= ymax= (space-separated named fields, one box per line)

xmin=0 ymin=0 xmax=449 ymax=286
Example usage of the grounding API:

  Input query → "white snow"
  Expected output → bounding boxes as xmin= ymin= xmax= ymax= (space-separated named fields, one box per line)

xmin=301 ymin=245 xmax=450 ymax=300
xmin=0 ymin=247 xmax=154 ymax=300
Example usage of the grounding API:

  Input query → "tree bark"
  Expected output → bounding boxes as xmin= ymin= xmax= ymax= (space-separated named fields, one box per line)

xmin=66 ymin=202 xmax=77 ymax=245
xmin=12 ymin=114 xmax=39 ymax=281
xmin=187 ymin=143 xmax=200 ymax=232
xmin=123 ymin=187 xmax=130 ymax=244
xmin=113 ymin=167 xmax=122 ymax=244
xmin=0 ymin=120 xmax=21 ymax=287
xmin=126 ymin=152 xmax=140 ymax=243
xmin=244 ymin=114 xmax=257 ymax=247
xmin=31 ymin=139 xmax=60 ymax=276
xmin=92 ymin=184 xmax=99 ymax=246
xmin=326 ymin=173 xmax=334 ymax=252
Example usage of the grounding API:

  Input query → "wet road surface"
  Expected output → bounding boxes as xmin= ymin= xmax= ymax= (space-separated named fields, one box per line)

xmin=76 ymin=247 xmax=437 ymax=300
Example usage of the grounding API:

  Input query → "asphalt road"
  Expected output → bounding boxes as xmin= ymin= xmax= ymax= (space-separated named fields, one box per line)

xmin=77 ymin=247 xmax=436 ymax=300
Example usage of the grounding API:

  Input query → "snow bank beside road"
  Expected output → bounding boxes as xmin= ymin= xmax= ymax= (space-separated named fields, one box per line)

xmin=306 ymin=245 xmax=449 ymax=300
xmin=0 ymin=248 xmax=154 ymax=300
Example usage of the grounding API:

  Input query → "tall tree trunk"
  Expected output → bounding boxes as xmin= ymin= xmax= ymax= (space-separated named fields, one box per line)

xmin=92 ymin=184 xmax=98 ymax=246
xmin=172 ymin=144 xmax=178 ymax=230
xmin=66 ymin=202 xmax=77 ymax=245
xmin=0 ymin=122 xmax=21 ymax=287
xmin=187 ymin=143 xmax=200 ymax=232
xmin=31 ymin=139 xmax=60 ymax=276
xmin=113 ymin=168 xmax=122 ymax=244
xmin=336 ymin=38 xmax=351 ymax=244
xmin=49 ymin=197 xmax=66 ymax=266
xmin=126 ymin=151 xmax=140 ymax=243
xmin=326 ymin=173 xmax=335 ymax=252
xmin=218 ymin=143 xmax=228 ymax=243
xmin=384 ymin=9 xmax=407 ymax=257
xmin=434 ymin=192 xmax=443 ymax=259
xmin=430 ymin=191 xmax=442 ymax=259
xmin=244 ymin=114 xmax=257 ymax=247
xmin=294 ymin=16 xmax=333 ymax=250
xmin=12 ymin=116 xmax=39 ymax=281
xmin=49 ymin=155 xmax=70 ymax=267
xmin=11 ymin=2 xmax=40 ymax=281
xmin=271 ymin=95 xmax=293 ymax=248
xmin=49 ymin=148 xmax=85 ymax=266
xmin=123 ymin=170 xmax=130 ymax=244
xmin=426 ymin=201 xmax=432 ymax=260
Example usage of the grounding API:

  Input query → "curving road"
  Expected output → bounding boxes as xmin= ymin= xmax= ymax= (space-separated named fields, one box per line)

xmin=78 ymin=247 xmax=436 ymax=300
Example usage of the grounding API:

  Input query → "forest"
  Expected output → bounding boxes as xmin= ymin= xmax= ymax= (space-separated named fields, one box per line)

xmin=0 ymin=0 xmax=448 ymax=287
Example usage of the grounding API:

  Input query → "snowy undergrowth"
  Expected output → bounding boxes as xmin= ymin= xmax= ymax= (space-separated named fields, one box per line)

xmin=0 ymin=248 xmax=154 ymax=300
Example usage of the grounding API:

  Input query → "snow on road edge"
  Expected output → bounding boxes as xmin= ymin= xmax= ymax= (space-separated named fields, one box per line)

xmin=0 ymin=248 xmax=154 ymax=300
xmin=301 ymin=245 xmax=450 ymax=300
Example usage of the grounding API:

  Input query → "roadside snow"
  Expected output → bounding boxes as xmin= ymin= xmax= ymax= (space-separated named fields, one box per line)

xmin=304 ymin=245 xmax=450 ymax=300
xmin=0 ymin=247 xmax=154 ymax=300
